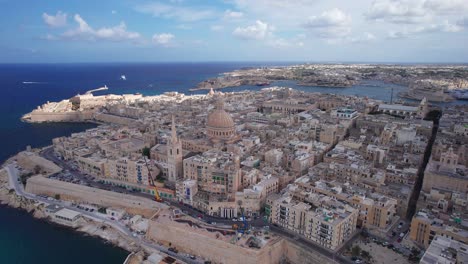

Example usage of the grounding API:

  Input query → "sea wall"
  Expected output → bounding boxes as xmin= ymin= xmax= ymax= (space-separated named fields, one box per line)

xmin=29 ymin=110 xmax=94 ymax=123
xmin=26 ymin=176 xmax=165 ymax=217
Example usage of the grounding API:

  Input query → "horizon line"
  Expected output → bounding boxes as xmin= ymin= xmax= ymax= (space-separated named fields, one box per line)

xmin=0 ymin=60 xmax=467 ymax=65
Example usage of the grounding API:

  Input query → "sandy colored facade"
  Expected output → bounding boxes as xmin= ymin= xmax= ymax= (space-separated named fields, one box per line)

xmin=26 ymin=176 xmax=165 ymax=217
xmin=409 ymin=212 xmax=468 ymax=249
xmin=16 ymin=151 xmax=62 ymax=175
xmin=146 ymin=217 xmax=336 ymax=264
xmin=270 ymin=195 xmax=358 ymax=251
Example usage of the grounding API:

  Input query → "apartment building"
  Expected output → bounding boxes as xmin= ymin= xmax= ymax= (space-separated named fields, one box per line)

xmin=270 ymin=194 xmax=358 ymax=251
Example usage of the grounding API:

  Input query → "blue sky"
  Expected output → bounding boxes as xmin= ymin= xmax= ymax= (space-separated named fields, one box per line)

xmin=1 ymin=0 xmax=467 ymax=63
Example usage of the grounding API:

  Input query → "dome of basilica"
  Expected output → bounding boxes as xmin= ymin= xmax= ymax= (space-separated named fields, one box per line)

xmin=206 ymin=97 xmax=236 ymax=141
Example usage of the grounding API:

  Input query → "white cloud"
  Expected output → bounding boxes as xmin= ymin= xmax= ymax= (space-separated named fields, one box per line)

xmin=42 ymin=11 xmax=67 ymax=28
xmin=135 ymin=2 xmax=214 ymax=22
xmin=224 ymin=9 xmax=243 ymax=20
xmin=365 ymin=0 xmax=428 ymax=24
xmin=387 ymin=20 xmax=463 ymax=39
xmin=59 ymin=14 xmax=141 ymax=42
xmin=303 ymin=8 xmax=352 ymax=39
xmin=423 ymin=0 xmax=468 ymax=15
xmin=231 ymin=0 xmax=320 ymax=25
xmin=266 ymin=38 xmax=305 ymax=48
xmin=152 ymin=33 xmax=175 ymax=46
xmin=348 ymin=32 xmax=377 ymax=43
xmin=366 ymin=0 xmax=468 ymax=24
xmin=267 ymin=38 xmax=291 ymax=48
xmin=232 ymin=20 xmax=273 ymax=40
xmin=304 ymin=8 xmax=351 ymax=28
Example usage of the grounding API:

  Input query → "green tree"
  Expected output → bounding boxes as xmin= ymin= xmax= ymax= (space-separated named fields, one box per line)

xmin=142 ymin=147 xmax=151 ymax=159
xmin=351 ymin=245 xmax=361 ymax=257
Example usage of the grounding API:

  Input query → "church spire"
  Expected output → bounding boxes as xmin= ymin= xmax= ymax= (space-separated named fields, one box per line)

xmin=171 ymin=115 xmax=177 ymax=142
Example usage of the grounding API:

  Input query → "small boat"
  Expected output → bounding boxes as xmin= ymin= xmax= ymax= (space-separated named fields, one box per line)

xmin=120 ymin=75 xmax=126 ymax=81
xmin=256 ymin=82 xmax=270 ymax=86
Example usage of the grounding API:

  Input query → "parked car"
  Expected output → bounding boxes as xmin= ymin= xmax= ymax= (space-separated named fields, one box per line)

xmin=168 ymin=247 xmax=178 ymax=253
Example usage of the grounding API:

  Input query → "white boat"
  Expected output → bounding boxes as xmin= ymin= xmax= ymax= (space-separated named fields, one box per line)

xmin=120 ymin=75 xmax=126 ymax=81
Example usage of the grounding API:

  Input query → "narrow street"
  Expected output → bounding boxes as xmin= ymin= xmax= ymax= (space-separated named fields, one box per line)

xmin=406 ymin=110 xmax=441 ymax=221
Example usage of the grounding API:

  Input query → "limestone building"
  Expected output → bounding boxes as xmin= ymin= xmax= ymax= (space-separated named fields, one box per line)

xmin=422 ymin=148 xmax=468 ymax=193
xmin=270 ymin=194 xmax=358 ymax=250
xmin=167 ymin=116 xmax=183 ymax=183
xmin=206 ymin=96 xmax=237 ymax=143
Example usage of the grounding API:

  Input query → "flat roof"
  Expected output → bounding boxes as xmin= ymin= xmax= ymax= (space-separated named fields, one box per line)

xmin=379 ymin=104 xmax=417 ymax=112
xmin=55 ymin=208 xmax=81 ymax=219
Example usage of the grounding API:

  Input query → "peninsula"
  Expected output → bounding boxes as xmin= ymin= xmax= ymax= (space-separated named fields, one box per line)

xmin=192 ymin=64 xmax=468 ymax=103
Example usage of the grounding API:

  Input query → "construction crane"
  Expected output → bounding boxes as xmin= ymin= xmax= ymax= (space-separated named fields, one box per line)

xmin=233 ymin=207 xmax=249 ymax=234
xmin=143 ymin=156 xmax=162 ymax=202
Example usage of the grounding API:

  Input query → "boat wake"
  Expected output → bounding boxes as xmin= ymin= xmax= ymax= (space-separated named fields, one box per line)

xmin=22 ymin=81 xmax=45 ymax=84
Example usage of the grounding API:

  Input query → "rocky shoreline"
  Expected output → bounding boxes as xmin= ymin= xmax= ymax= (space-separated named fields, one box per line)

xmin=0 ymin=159 xmax=137 ymax=260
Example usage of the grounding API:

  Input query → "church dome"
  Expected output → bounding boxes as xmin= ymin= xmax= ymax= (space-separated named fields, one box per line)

xmin=207 ymin=109 xmax=235 ymax=129
xmin=206 ymin=97 xmax=236 ymax=141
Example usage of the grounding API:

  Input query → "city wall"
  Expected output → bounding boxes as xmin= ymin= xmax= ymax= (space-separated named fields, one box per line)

xmin=30 ymin=111 xmax=94 ymax=123
xmin=282 ymin=239 xmax=336 ymax=264
xmin=147 ymin=220 xmax=335 ymax=264
xmin=16 ymin=151 xmax=62 ymax=174
xmin=147 ymin=219 xmax=284 ymax=264
xmin=26 ymin=176 xmax=165 ymax=217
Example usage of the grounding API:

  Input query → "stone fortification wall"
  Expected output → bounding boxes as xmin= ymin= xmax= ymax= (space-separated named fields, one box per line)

xmin=16 ymin=152 xmax=62 ymax=174
xmin=30 ymin=111 xmax=93 ymax=122
xmin=26 ymin=176 xmax=164 ymax=217
xmin=283 ymin=239 xmax=335 ymax=264
xmin=147 ymin=220 xmax=336 ymax=264
xmin=147 ymin=220 xmax=285 ymax=264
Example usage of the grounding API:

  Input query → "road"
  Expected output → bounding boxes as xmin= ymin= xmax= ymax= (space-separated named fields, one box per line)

xmin=5 ymin=164 xmax=202 ymax=264
xmin=39 ymin=146 xmax=359 ymax=263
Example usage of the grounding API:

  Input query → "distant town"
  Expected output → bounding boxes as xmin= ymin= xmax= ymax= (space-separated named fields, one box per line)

xmin=195 ymin=64 xmax=468 ymax=102
xmin=1 ymin=64 xmax=468 ymax=264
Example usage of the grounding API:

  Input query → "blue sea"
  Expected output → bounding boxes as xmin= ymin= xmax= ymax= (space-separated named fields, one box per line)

xmin=0 ymin=62 xmax=462 ymax=263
